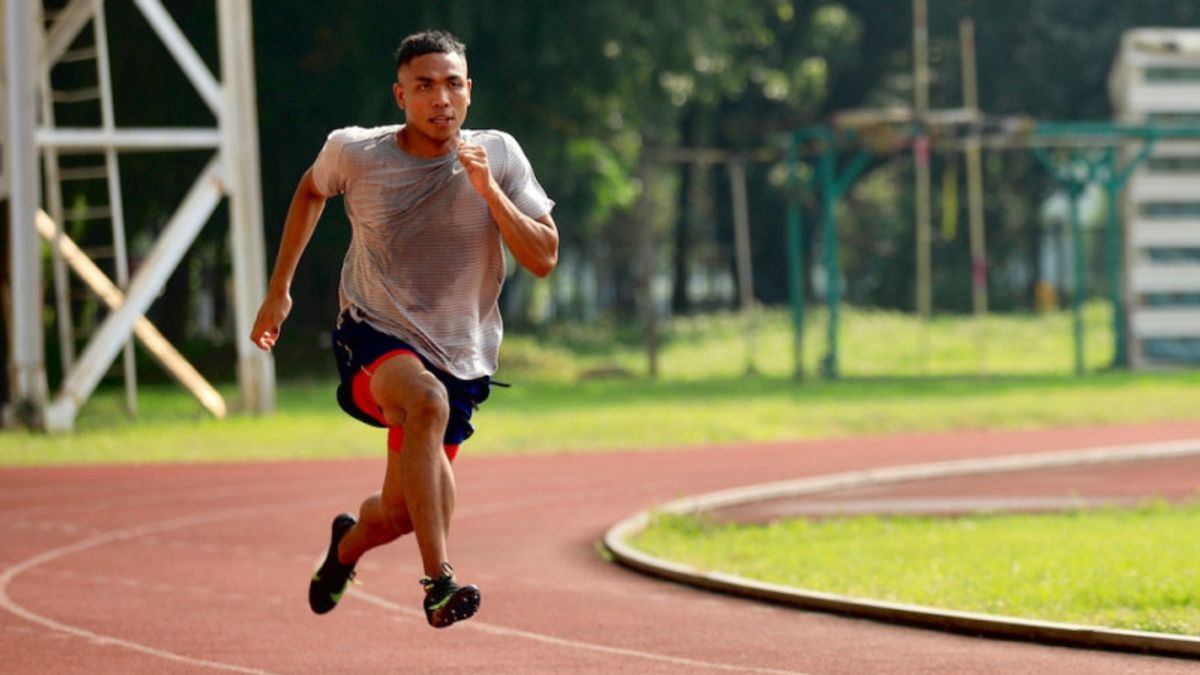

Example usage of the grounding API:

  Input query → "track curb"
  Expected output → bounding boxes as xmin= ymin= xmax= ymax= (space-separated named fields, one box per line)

xmin=602 ymin=438 xmax=1200 ymax=659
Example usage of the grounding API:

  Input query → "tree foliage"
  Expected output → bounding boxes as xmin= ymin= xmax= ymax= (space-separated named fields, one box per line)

xmin=57 ymin=0 xmax=1200 ymax=370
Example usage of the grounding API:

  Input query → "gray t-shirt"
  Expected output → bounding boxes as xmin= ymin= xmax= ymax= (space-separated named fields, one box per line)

xmin=310 ymin=125 xmax=554 ymax=379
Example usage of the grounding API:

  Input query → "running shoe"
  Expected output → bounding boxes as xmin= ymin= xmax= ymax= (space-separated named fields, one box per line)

xmin=308 ymin=513 xmax=357 ymax=614
xmin=421 ymin=562 xmax=481 ymax=628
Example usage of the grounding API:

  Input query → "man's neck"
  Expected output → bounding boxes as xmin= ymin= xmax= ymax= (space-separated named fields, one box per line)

xmin=396 ymin=126 xmax=458 ymax=158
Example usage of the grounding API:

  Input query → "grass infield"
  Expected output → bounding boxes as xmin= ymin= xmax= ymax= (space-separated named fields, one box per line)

xmin=632 ymin=503 xmax=1200 ymax=635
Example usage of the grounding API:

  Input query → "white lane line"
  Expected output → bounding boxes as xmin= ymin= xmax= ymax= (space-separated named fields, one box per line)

xmin=0 ymin=498 xmax=347 ymax=674
xmin=0 ymin=487 xmax=576 ymax=673
xmin=0 ymin=479 xmax=352 ymax=518
xmin=350 ymin=587 xmax=810 ymax=675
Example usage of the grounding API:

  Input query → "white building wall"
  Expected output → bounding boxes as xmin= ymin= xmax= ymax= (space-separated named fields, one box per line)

xmin=1109 ymin=28 xmax=1200 ymax=367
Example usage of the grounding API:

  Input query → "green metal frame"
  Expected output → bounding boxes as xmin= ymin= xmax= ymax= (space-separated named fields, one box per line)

xmin=786 ymin=129 xmax=871 ymax=379
xmin=1031 ymin=139 xmax=1158 ymax=373
xmin=786 ymin=121 xmax=1200 ymax=380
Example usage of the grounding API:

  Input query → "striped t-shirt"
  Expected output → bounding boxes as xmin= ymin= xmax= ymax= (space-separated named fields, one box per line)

xmin=310 ymin=125 xmax=554 ymax=380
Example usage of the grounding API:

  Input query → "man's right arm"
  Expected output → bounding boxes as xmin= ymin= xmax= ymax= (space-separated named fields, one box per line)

xmin=249 ymin=168 xmax=328 ymax=352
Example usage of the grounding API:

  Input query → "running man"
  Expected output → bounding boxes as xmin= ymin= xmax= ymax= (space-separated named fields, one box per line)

xmin=250 ymin=30 xmax=557 ymax=628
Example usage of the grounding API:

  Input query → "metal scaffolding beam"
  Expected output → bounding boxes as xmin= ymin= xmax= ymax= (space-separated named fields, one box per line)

xmin=5 ymin=0 xmax=49 ymax=427
xmin=218 ymin=0 xmax=274 ymax=415
xmin=4 ymin=0 xmax=274 ymax=431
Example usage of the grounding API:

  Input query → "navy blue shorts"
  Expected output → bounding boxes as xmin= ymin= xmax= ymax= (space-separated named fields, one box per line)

xmin=331 ymin=312 xmax=491 ymax=446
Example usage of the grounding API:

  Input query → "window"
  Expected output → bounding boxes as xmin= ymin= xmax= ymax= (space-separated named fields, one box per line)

xmin=1146 ymin=248 xmax=1200 ymax=262
xmin=1139 ymin=202 xmax=1200 ymax=218
xmin=1144 ymin=337 xmax=1200 ymax=362
xmin=1143 ymin=292 xmax=1200 ymax=307
xmin=1146 ymin=156 xmax=1200 ymax=173
xmin=1147 ymin=112 xmax=1200 ymax=126
xmin=1145 ymin=66 xmax=1200 ymax=82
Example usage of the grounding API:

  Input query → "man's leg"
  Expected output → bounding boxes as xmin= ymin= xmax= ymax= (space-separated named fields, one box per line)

xmin=338 ymin=448 xmax=457 ymax=559
xmin=368 ymin=355 xmax=480 ymax=627
xmin=368 ymin=354 xmax=454 ymax=579
xmin=338 ymin=489 xmax=411 ymax=564
xmin=311 ymin=427 xmax=459 ymax=615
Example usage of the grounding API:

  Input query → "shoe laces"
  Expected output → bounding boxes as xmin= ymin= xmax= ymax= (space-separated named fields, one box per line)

xmin=419 ymin=562 xmax=456 ymax=592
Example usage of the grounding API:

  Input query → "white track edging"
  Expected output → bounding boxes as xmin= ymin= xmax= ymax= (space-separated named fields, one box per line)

xmin=603 ymin=438 xmax=1200 ymax=659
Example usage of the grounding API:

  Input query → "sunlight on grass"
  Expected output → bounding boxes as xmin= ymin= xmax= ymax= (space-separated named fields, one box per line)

xmin=654 ymin=303 xmax=1115 ymax=380
xmin=633 ymin=502 xmax=1200 ymax=635
xmin=1 ymin=304 xmax=1197 ymax=465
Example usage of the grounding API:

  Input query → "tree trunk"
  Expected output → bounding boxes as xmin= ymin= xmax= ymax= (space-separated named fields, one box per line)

xmin=670 ymin=108 xmax=697 ymax=315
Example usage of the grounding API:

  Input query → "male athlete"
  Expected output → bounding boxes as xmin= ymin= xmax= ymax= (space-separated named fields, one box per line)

xmin=250 ymin=30 xmax=557 ymax=628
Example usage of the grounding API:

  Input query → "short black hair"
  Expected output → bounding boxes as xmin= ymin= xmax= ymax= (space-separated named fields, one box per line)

xmin=394 ymin=30 xmax=467 ymax=71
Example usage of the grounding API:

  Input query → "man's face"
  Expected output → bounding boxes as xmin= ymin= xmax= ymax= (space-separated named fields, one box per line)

xmin=394 ymin=51 xmax=472 ymax=144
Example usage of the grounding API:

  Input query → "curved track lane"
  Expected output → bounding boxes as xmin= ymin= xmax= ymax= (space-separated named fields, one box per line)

xmin=3 ymin=421 xmax=1200 ymax=674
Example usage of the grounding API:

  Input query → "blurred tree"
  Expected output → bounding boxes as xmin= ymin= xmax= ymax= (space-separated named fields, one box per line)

xmin=65 ymin=0 xmax=1200 ymax=378
xmin=807 ymin=0 xmax=1200 ymax=312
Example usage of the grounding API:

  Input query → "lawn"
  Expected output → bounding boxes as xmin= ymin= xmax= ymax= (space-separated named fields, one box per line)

xmin=632 ymin=503 xmax=1200 ymax=635
xmin=1 ymin=305 xmax=1198 ymax=465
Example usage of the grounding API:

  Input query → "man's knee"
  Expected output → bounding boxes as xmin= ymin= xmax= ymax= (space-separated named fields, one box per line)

xmin=372 ymin=375 xmax=448 ymax=430
xmin=386 ymin=383 xmax=448 ymax=431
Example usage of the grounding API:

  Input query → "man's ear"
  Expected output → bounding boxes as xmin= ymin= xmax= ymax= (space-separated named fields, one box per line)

xmin=392 ymin=82 xmax=406 ymax=111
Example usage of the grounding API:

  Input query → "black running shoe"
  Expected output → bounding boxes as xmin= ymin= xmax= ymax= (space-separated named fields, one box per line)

xmin=421 ymin=562 xmax=481 ymax=628
xmin=308 ymin=513 xmax=357 ymax=614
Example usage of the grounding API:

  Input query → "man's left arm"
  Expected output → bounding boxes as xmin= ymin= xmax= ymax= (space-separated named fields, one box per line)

xmin=458 ymin=141 xmax=558 ymax=278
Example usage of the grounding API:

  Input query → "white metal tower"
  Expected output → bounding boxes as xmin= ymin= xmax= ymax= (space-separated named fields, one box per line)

xmin=2 ymin=0 xmax=274 ymax=431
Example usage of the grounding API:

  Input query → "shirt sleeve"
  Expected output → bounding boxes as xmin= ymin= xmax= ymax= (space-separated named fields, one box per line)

xmin=497 ymin=132 xmax=555 ymax=220
xmin=309 ymin=128 xmax=350 ymax=197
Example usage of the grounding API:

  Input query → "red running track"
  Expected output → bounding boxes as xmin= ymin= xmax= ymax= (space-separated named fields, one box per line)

xmin=3 ymin=420 xmax=1200 ymax=674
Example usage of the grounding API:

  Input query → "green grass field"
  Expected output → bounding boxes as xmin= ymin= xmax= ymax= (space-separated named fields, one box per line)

xmin=506 ymin=301 xmax=1122 ymax=380
xmin=1 ymin=305 xmax=1197 ymax=464
xmin=633 ymin=503 xmax=1200 ymax=635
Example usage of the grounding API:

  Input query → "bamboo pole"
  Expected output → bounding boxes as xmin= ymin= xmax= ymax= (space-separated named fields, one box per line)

xmin=913 ymin=0 xmax=933 ymax=373
xmin=961 ymin=17 xmax=989 ymax=374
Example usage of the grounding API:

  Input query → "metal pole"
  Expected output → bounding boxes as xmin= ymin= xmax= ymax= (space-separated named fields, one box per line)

xmin=1104 ymin=136 xmax=1157 ymax=368
xmin=785 ymin=135 xmax=805 ymax=380
xmin=36 ymin=127 xmax=222 ymax=149
xmin=37 ymin=8 xmax=78 ymax=376
xmin=132 ymin=0 xmax=223 ymax=114
xmin=1104 ymin=179 xmax=1125 ymax=368
xmin=4 ymin=0 xmax=48 ymax=427
xmin=218 ymin=0 xmax=275 ymax=413
xmin=820 ymin=145 xmax=839 ymax=379
xmin=913 ymin=0 xmax=930 ymax=127
xmin=960 ymin=17 xmax=989 ymax=372
xmin=913 ymin=0 xmax=933 ymax=373
xmin=1068 ymin=181 xmax=1086 ymax=375
xmin=729 ymin=160 xmax=756 ymax=375
xmin=94 ymin=0 xmax=138 ymax=416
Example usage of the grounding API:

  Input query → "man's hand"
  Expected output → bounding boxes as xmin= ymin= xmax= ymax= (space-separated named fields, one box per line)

xmin=250 ymin=290 xmax=293 ymax=352
xmin=457 ymin=138 xmax=558 ymax=277
xmin=457 ymin=141 xmax=496 ymax=197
